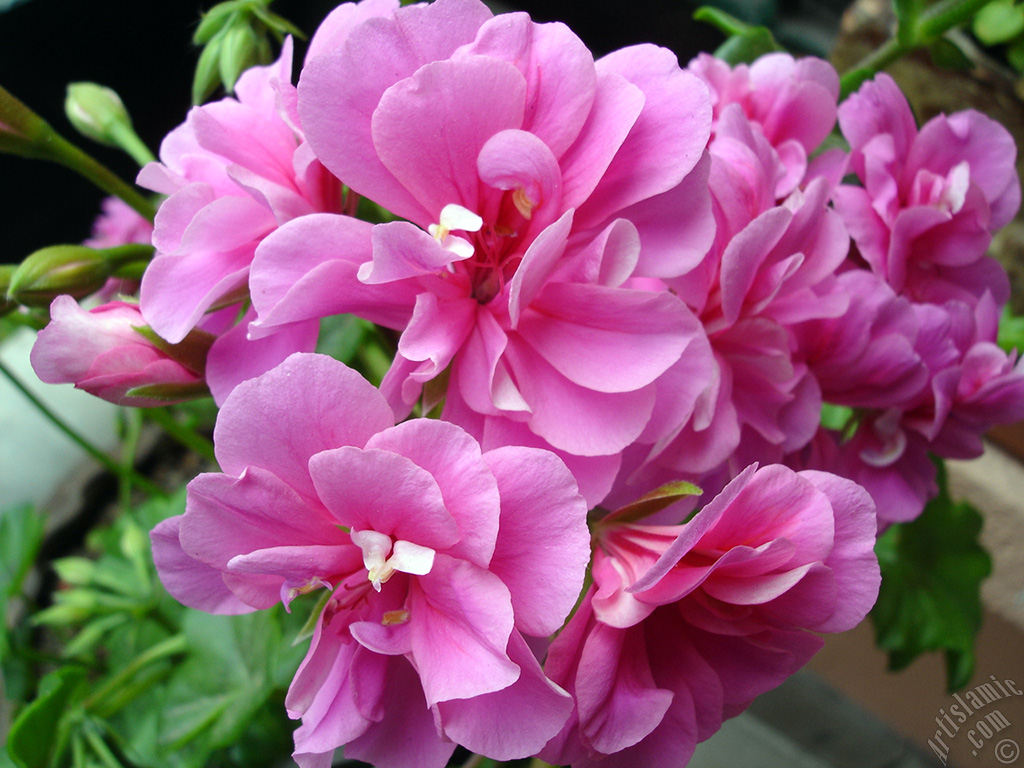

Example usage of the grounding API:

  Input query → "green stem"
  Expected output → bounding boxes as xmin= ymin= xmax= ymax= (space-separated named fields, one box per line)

xmin=842 ymin=0 xmax=995 ymax=90
xmin=917 ymin=0 xmax=993 ymax=39
xmin=83 ymin=633 xmax=187 ymax=715
xmin=146 ymin=406 xmax=217 ymax=464
xmin=82 ymin=723 xmax=124 ymax=768
xmin=0 ymin=359 xmax=166 ymax=497
xmin=38 ymin=131 xmax=156 ymax=221
xmin=119 ymin=409 xmax=145 ymax=513
xmin=109 ymin=122 xmax=157 ymax=167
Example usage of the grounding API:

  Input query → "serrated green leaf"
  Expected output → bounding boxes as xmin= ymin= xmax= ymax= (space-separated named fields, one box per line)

xmin=713 ymin=27 xmax=783 ymax=66
xmin=870 ymin=459 xmax=991 ymax=691
xmin=8 ymin=666 xmax=86 ymax=768
xmin=973 ymin=0 xmax=1024 ymax=45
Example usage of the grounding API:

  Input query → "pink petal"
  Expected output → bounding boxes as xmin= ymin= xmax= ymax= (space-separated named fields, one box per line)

xmin=150 ymin=516 xmax=254 ymax=614
xmin=409 ymin=555 xmax=519 ymax=706
xmin=483 ymin=446 xmax=589 ymax=636
xmin=372 ymin=56 xmax=527 ymax=218
xmin=365 ymin=419 xmax=501 ymax=568
xmin=308 ymin=445 xmax=460 ymax=551
xmin=214 ymin=353 xmax=395 ymax=500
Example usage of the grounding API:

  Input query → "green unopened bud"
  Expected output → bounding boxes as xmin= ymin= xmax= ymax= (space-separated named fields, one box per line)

xmin=65 ymin=83 xmax=130 ymax=146
xmin=8 ymin=243 xmax=153 ymax=307
xmin=65 ymin=83 xmax=155 ymax=166
xmin=193 ymin=1 xmax=240 ymax=45
xmin=193 ymin=34 xmax=225 ymax=105
xmin=0 ymin=83 xmax=58 ymax=160
xmin=219 ymin=24 xmax=262 ymax=95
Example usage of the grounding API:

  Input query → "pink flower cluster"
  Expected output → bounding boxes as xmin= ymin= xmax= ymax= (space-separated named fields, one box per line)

xmin=28 ymin=0 xmax=1024 ymax=765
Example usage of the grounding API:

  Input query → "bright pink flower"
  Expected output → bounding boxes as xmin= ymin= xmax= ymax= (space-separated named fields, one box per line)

xmin=151 ymin=352 xmax=590 ymax=767
xmin=542 ymin=465 xmax=879 ymax=768
xmin=136 ymin=36 xmax=351 ymax=344
xmin=834 ymin=73 xmax=1020 ymax=306
xmin=650 ymin=109 xmax=848 ymax=478
xmin=249 ymin=0 xmax=715 ymax=496
xmin=84 ymin=196 xmax=153 ymax=250
xmin=795 ymin=270 xmax=928 ymax=410
xmin=30 ymin=296 xmax=206 ymax=406
xmin=689 ymin=51 xmax=840 ymax=196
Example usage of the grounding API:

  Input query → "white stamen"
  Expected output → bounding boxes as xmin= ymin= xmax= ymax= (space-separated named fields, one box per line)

xmin=351 ymin=530 xmax=436 ymax=592
xmin=430 ymin=203 xmax=483 ymax=242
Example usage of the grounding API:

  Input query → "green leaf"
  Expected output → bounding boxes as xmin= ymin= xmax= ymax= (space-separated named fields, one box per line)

xmin=1009 ymin=36 xmax=1024 ymax=71
xmin=973 ymin=0 xmax=1024 ymax=45
xmin=713 ymin=27 xmax=783 ymax=65
xmin=8 ymin=666 xmax=87 ymax=768
xmin=927 ymin=36 xmax=974 ymax=69
xmin=0 ymin=504 xmax=45 ymax=603
xmin=599 ymin=480 xmax=703 ymax=525
xmin=998 ymin=304 xmax=1024 ymax=353
xmin=870 ymin=459 xmax=991 ymax=691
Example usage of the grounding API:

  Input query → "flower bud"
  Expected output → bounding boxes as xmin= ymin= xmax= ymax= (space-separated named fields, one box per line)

xmin=65 ymin=83 xmax=154 ymax=165
xmin=30 ymin=296 xmax=210 ymax=407
xmin=9 ymin=245 xmax=110 ymax=306
xmin=7 ymin=243 xmax=152 ymax=307
xmin=65 ymin=83 xmax=131 ymax=147
xmin=0 ymin=83 xmax=57 ymax=160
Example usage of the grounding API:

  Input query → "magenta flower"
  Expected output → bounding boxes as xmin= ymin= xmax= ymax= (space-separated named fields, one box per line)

xmin=151 ymin=352 xmax=591 ymax=767
xmin=649 ymin=107 xmax=848 ymax=479
xmin=83 ymin=196 xmax=153 ymax=250
xmin=542 ymin=464 xmax=879 ymax=768
xmin=689 ymin=52 xmax=840 ymax=196
xmin=834 ymin=73 xmax=1020 ymax=306
xmin=249 ymin=0 xmax=715 ymax=498
xmin=136 ymin=36 xmax=350 ymax=344
xmin=30 ymin=296 xmax=207 ymax=407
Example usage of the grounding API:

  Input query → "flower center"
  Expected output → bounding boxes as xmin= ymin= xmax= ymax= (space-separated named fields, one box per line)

xmin=350 ymin=529 xmax=436 ymax=592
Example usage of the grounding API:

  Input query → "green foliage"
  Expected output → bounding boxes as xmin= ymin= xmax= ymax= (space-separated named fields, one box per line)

xmin=871 ymin=460 xmax=991 ymax=691
xmin=998 ymin=305 xmax=1024 ymax=353
xmin=3 ymin=488 xmax=312 ymax=768
xmin=7 ymin=667 xmax=87 ymax=768
xmin=192 ymin=0 xmax=304 ymax=104
xmin=973 ymin=0 xmax=1024 ymax=45
xmin=693 ymin=6 xmax=783 ymax=65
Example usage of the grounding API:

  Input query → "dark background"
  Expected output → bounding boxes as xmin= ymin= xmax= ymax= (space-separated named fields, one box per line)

xmin=0 ymin=0 xmax=839 ymax=265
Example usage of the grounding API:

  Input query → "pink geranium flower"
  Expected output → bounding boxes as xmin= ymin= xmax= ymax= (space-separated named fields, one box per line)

xmin=542 ymin=464 xmax=879 ymax=768
xmin=136 ymin=35 xmax=351 ymax=345
xmin=834 ymin=73 xmax=1020 ymax=306
xmin=648 ymin=106 xmax=848 ymax=480
xmin=689 ymin=51 xmax=840 ymax=196
xmin=151 ymin=352 xmax=591 ymax=768
xmin=248 ymin=0 xmax=715 ymax=502
xmin=31 ymin=296 xmax=207 ymax=407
